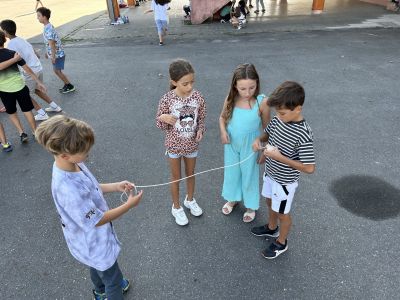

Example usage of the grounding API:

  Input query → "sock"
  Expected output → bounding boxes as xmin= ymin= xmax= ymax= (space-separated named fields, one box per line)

xmin=49 ymin=101 xmax=58 ymax=109
xmin=37 ymin=108 xmax=46 ymax=116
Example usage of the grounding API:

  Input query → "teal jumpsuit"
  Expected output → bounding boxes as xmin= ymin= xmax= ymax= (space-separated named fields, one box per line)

xmin=222 ymin=96 xmax=263 ymax=210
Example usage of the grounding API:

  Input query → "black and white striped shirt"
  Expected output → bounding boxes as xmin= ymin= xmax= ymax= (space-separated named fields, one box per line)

xmin=265 ymin=116 xmax=315 ymax=184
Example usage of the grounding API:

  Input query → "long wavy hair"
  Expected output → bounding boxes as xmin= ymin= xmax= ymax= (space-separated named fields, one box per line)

xmin=222 ymin=63 xmax=260 ymax=123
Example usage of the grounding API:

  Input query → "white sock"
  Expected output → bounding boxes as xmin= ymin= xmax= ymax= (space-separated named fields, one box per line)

xmin=37 ymin=108 xmax=46 ymax=116
xmin=50 ymin=101 xmax=59 ymax=109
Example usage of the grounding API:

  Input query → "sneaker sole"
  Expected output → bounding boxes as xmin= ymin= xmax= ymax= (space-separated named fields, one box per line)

xmin=184 ymin=205 xmax=203 ymax=217
xmin=45 ymin=108 xmax=62 ymax=113
xmin=261 ymin=246 xmax=288 ymax=259
xmin=34 ymin=116 xmax=49 ymax=121
xmin=251 ymin=231 xmax=280 ymax=238
xmin=60 ymin=88 xmax=76 ymax=94
xmin=174 ymin=219 xmax=189 ymax=226
xmin=122 ymin=280 xmax=130 ymax=293
xmin=171 ymin=211 xmax=189 ymax=226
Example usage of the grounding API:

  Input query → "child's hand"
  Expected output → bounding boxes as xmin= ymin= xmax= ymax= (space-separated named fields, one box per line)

xmin=13 ymin=52 xmax=22 ymax=61
xmin=252 ymin=138 xmax=261 ymax=151
xmin=126 ymin=190 xmax=143 ymax=208
xmin=160 ymin=114 xmax=177 ymax=125
xmin=116 ymin=180 xmax=135 ymax=193
xmin=220 ymin=131 xmax=230 ymax=144
xmin=195 ymin=130 xmax=203 ymax=142
xmin=263 ymin=146 xmax=282 ymax=161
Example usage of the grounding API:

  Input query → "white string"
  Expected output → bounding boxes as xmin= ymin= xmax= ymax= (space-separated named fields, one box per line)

xmin=120 ymin=146 xmax=268 ymax=203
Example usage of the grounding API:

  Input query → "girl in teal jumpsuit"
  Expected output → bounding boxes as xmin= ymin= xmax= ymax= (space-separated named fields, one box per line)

xmin=219 ymin=63 xmax=270 ymax=222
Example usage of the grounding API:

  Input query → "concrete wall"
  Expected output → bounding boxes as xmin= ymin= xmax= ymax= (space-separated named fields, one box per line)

xmin=191 ymin=0 xmax=231 ymax=24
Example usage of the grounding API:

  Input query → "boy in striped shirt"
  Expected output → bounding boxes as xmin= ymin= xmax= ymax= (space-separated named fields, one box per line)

xmin=251 ymin=81 xmax=315 ymax=259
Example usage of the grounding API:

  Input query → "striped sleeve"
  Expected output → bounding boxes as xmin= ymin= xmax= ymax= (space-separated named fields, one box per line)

xmin=298 ymin=141 xmax=315 ymax=164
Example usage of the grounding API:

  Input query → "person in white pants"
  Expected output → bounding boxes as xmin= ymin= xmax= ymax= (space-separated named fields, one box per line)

xmin=254 ymin=0 xmax=265 ymax=13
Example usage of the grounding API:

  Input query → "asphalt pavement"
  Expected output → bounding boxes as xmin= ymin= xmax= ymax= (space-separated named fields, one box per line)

xmin=0 ymin=8 xmax=399 ymax=300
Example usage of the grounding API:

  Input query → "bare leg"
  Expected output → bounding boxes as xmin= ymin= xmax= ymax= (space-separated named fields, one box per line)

xmin=8 ymin=113 xmax=24 ymax=134
xmin=31 ymin=97 xmax=42 ymax=111
xmin=276 ymin=213 xmax=291 ymax=244
xmin=158 ymin=32 xmax=164 ymax=44
xmin=23 ymin=111 xmax=37 ymax=132
xmin=169 ymin=157 xmax=182 ymax=209
xmin=183 ymin=156 xmax=196 ymax=201
xmin=35 ymin=89 xmax=52 ymax=105
xmin=0 ymin=123 xmax=7 ymax=144
xmin=266 ymin=198 xmax=279 ymax=230
xmin=53 ymin=69 xmax=71 ymax=85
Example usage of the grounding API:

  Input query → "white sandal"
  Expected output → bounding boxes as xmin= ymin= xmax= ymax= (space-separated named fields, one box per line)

xmin=222 ymin=202 xmax=237 ymax=215
xmin=243 ymin=209 xmax=256 ymax=223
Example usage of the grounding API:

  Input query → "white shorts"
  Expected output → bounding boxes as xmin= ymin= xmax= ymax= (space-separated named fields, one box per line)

xmin=166 ymin=150 xmax=198 ymax=159
xmin=24 ymin=71 xmax=43 ymax=96
xmin=262 ymin=175 xmax=298 ymax=214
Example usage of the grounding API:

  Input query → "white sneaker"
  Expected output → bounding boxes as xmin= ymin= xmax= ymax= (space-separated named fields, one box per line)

xmin=171 ymin=206 xmax=189 ymax=226
xmin=45 ymin=106 xmax=62 ymax=113
xmin=34 ymin=113 xmax=49 ymax=121
xmin=184 ymin=196 xmax=203 ymax=217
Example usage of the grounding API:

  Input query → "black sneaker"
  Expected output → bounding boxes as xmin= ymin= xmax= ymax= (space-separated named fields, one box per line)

xmin=60 ymin=84 xmax=76 ymax=94
xmin=261 ymin=240 xmax=288 ymax=259
xmin=20 ymin=132 xmax=28 ymax=143
xmin=251 ymin=224 xmax=279 ymax=237
xmin=61 ymin=83 xmax=75 ymax=94
xmin=159 ymin=42 xmax=164 ymax=46
xmin=59 ymin=84 xmax=67 ymax=92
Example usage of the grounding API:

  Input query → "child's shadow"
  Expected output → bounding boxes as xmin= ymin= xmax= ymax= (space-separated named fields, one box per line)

xmin=329 ymin=175 xmax=400 ymax=221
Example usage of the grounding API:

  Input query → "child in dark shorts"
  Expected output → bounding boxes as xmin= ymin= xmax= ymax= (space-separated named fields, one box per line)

xmin=0 ymin=31 xmax=46 ymax=142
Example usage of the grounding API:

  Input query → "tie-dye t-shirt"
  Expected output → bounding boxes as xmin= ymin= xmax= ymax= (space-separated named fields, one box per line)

xmin=43 ymin=23 xmax=65 ymax=58
xmin=156 ymin=89 xmax=207 ymax=156
xmin=51 ymin=162 xmax=121 ymax=271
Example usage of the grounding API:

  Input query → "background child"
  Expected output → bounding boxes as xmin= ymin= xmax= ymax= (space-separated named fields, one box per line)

xmin=231 ymin=1 xmax=247 ymax=30
xmin=219 ymin=63 xmax=270 ymax=223
xmin=35 ymin=115 xmax=144 ymax=300
xmin=0 ymin=121 xmax=13 ymax=152
xmin=156 ymin=59 xmax=207 ymax=226
xmin=144 ymin=0 xmax=171 ymax=46
xmin=254 ymin=0 xmax=266 ymax=13
xmin=36 ymin=7 xmax=75 ymax=94
xmin=251 ymin=81 xmax=315 ymax=259
xmin=35 ymin=0 xmax=43 ymax=11
xmin=1 ymin=19 xmax=62 ymax=121
xmin=0 ymin=31 xmax=45 ymax=143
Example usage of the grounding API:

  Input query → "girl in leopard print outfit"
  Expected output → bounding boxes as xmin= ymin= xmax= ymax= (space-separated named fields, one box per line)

xmin=156 ymin=59 xmax=207 ymax=226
